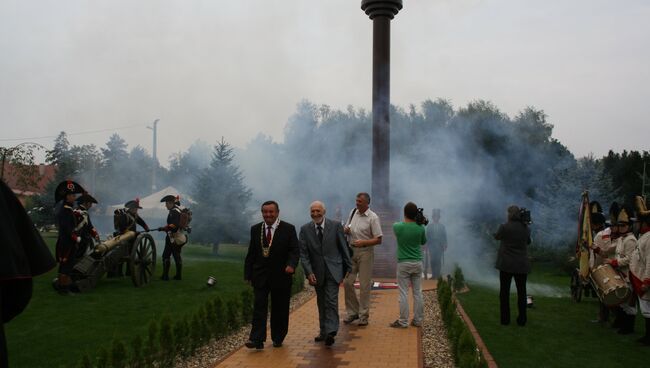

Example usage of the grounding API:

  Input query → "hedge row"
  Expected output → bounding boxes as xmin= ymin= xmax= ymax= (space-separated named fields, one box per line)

xmin=437 ymin=268 xmax=487 ymax=368
xmin=77 ymin=266 xmax=305 ymax=368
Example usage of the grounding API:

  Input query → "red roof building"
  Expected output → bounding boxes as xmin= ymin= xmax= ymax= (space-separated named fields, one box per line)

xmin=1 ymin=163 xmax=56 ymax=203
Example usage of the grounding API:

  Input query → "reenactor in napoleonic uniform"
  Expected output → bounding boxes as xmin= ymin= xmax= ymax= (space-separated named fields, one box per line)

xmin=53 ymin=180 xmax=84 ymax=295
xmin=115 ymin=199 xmax=150 ymax=234
xmin=109 ymin=198 xmax=150 ymax=277
xmin=73 ymin=193 xmax=100 ymax=261
xmin=630 ymin=196 xmax=650 ymax=345
xmin=158 ymin=195 xmax=186 ymax=280
xmin=425 ymin=208 xmax=447 ymax=279
xmin=606 ymin=204 xmax=638 ymax=334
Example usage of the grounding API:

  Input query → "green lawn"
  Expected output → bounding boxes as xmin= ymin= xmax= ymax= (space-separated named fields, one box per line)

xmin=457 ymin=263 xmax=648 ymax=368
xmin=6 ymin=233 xmax=250 ymax=368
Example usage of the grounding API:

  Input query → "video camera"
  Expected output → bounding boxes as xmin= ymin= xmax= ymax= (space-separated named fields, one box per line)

xmin=519 ymin=208 xmax=532 ymax=224
xmin=415 ymin=208 xmax=429 ymax=226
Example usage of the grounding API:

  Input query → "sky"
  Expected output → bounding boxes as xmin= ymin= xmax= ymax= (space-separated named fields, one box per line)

xmin=1 ymin=0 xmax=649 ymax=164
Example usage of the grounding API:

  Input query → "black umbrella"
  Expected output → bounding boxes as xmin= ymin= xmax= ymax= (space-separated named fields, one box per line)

xmin=54 ymin=180 xmax=85 ymax=203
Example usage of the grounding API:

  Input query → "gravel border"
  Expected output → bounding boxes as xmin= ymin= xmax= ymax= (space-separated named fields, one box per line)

xmin=422 ymin=290 xmax=454 ymax=368
xmin=175 ymin=284 xmax=315 ymax=368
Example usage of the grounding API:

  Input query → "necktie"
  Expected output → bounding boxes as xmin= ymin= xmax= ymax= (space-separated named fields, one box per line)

xmin=266 ymin=226 xmax=272 ymax=244
xmin=317 ymin=224 xmax=323 ymax=243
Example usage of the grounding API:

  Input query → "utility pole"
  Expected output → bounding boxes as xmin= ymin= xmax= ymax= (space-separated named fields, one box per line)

xmin=147 ymin=119 xmax=159 ymax=192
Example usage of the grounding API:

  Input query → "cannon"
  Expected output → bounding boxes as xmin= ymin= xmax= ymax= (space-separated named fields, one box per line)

xmin=68 ymin=231 xmax=157 ymax=292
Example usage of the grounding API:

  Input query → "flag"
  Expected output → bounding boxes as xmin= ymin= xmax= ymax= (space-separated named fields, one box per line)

xmin=576 ymin=191 xmax=592 ymax=278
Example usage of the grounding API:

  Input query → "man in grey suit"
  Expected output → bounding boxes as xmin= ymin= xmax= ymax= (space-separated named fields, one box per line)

xmin=299 ymin=201 xmax=352 ymax=346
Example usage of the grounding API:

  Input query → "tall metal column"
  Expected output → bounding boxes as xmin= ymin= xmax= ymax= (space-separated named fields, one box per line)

xmin=362 ymin=0 xmax=401 ymax=209
xmin=361 ymin=0 xmax=402 ymax=277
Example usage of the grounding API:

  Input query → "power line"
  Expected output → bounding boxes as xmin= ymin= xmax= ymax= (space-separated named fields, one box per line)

xmin=0 ymin=124 xmax=145 ymax=142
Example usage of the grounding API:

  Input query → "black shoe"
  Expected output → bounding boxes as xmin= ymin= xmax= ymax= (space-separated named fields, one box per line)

xmin=245 ymin=340 xmax=263 ymax=350
xmin=314 ymin=334 xmax=326 ymax=342
xmin=173 ymin=275 xmax=182 ymax=280
xmin=272 ymin=341 xmax=283 ymax=348
xmin=343 ymin=314 xmax=359 ymax=324
xmin=325 ymin=335 xmax=335 ymax=346
xmin=161 ymin=275 xmax=169 ymax=281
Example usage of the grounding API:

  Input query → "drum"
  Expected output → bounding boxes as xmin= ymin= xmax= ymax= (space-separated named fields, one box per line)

xmin=172 ymin=231 xmax=188 ymax=246
xmin=589 ymin=264 xmax=631 ymax=306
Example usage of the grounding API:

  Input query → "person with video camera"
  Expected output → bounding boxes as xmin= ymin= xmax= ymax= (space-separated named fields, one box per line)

xmin=494 ymin=205 xmax=531 ymax=326
xmin=390 ymin=202 xmax=427 ymax=328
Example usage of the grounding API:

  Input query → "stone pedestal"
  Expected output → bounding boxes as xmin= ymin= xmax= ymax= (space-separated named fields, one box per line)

xmin=372 ymin=207 xmax=399 ymax=278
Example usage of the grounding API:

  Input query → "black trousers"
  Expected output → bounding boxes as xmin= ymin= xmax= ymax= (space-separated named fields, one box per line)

xmin=250 ymin=284 xmax=291 ymax=343
xmin=162 ymin=237 xmax=182 ymax=266
xmin=499 ymin=271 xmax=527 ymax=325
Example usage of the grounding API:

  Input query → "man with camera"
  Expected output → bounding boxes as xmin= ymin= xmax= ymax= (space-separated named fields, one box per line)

xmin=494 ymin=205 xmax=531 ymax=326
xmin=390 ymin=202 xmax=427 ymax=328
xmin=426 ymin=208 xmax=447 ymax=279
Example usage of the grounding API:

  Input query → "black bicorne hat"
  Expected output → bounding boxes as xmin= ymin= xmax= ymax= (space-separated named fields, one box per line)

xmin=160 ymin=194 xmax=178 ymax=203
xmin=54 ymin=180 xmax=85 ymax=203
xmin=76 ymin=193 xmax=98 ymax=204
xmin=125 ymin=198 xmax=142 ymax=209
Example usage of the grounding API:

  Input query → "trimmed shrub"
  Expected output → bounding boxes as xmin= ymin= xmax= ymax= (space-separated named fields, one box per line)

xmin=173 ymin=317 xmax=189 ymax=358
xmin=437 ymin=272 xmax=484 ymax=368
xmin=159 ymin=315 xmax=175 ymax=367
xmin=226 ymin=299 xmax=241 ymax=332
xmin=205 ymin=296 xmax=217 ymax=340
xmin=241 ymin=289 xmax=254 ymax=325
xmin=198 ymin=305 xmax=210 ymax=343
xmin=453 ymin=265 xmax=466 ymax=291
xmin=95 ymin=346 xmax=108 ymax=368
xmin=189 ymin=313 xmax=202 ymax=354
xmin=144 ymin=319 xmax=159 ymax=366
xmin=456 ymin=328 xmax=476 ymax=366
xmin=212 ymin=296 xmax=227 ymax=339
xmin=129 ymin=335 xmax=144 ymax=368
xmin=109 ymin=338 xmax=127 ymax=368
xmin=76 ymin=353 xmax=92 ymax=368
xmin=291 ymin=264 xmax=305 ymax=295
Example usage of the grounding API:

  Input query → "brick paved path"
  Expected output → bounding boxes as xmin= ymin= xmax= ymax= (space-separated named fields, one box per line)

xmin=215 ymin=279 xmax=437 ymax=368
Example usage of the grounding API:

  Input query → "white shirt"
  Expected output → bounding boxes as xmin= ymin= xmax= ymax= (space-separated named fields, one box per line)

xmin=264 ymin=218 xmax=280 ymax=240
xmin=347 ymin=208 xmax=383 ymax=244
xmin=313 ymin=220 xmax=325 ymax=233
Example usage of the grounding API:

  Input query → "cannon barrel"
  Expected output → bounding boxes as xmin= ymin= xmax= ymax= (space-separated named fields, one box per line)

xmin=94 ymin=231 xmax=136 ymax=254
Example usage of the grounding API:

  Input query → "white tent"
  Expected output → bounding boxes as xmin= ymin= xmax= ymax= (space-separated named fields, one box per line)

xmin=107 ymin=186 xmax=195 ymax=219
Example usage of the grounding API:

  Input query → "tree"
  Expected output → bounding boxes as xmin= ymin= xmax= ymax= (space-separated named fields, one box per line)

xmin=168 ymin=140 xmax=212 ymax=193
xmin=0 ymin=142 xmax=44 ymax=190
xmin=191 ymin=138 xmax=253 ymax=250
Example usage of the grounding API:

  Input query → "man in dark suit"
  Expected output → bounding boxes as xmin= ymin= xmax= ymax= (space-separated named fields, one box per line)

xmin=299 ymin=201 xmax=352 ymax=346
xmin=244 ymin=200 xmax=300 ymax=349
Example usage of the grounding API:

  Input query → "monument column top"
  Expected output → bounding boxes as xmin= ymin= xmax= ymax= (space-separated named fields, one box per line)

xmin=361 ymin=0 xmax=403 ymax=20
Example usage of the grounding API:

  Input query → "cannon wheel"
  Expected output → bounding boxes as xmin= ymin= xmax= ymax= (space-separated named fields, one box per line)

xmin=130 ymin=233 xmax=156 ymax=287
xmin=570 ymin=268 xmax=583 ymax=302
